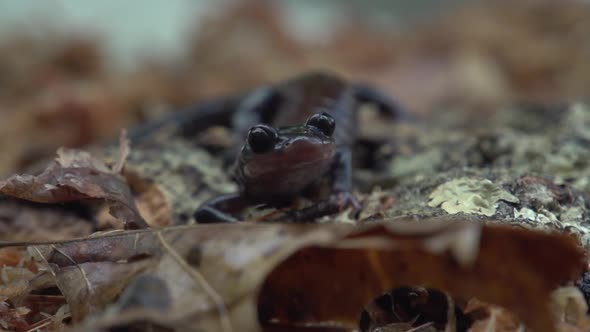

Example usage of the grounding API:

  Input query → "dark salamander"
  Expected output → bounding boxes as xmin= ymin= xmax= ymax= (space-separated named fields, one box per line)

xmin=131 ymin=71 xmax=408 ymax=223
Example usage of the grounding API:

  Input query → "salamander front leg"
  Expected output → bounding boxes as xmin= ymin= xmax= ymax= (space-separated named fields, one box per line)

xmin=324 ymin=148 xmax=362 ymax=216
xmin=280 ymin=192 xmax=361 ymax=223
xmin=278 ymin=148 xmax=361 ymax=223
xmin=194 ymin=193 xmax=249 ymax=223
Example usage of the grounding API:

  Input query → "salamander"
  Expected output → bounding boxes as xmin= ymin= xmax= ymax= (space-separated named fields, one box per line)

xmin=131 ymin=71 xmax=408 ymax=223
xmin=196 ymin=72 xmax=408 ymax=222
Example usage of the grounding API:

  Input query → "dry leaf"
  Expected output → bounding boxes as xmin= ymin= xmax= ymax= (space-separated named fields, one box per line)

xmin=0 ymin=138 xmax=147 ymax=229
xmin=259 ymin=221 xmax=584 ymax=332
xmin=8 ymin=219 xmax=583 ymax=332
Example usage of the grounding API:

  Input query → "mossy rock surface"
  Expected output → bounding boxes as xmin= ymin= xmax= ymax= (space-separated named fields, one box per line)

xmin=105 ymin=102 xmax=590 ymax=248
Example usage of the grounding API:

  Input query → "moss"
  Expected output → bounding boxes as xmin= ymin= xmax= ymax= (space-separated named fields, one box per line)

xmin=102 ymin=138 xmax=236 ymax=225
xmin=545 ymin=142 xmax=590 ymax=190
xmin=389 ymin=149 xmax=442 ymax=180
xmin=561 ymin=206 xmax=585 ymax=224
xmin=99 ymin=100 xmax=590 ymax=248
xmin=565 ymin=103 xmax=590 ymax=141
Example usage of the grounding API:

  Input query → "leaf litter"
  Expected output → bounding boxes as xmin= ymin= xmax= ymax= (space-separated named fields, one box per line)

xmin=0 ymin=2 xmax=590 ymax=330
xmin=0 ymin=119 xmax=586 ymax=332
xmin=0 ymin=130 xmax=147 ymax=230
xmin=0 ymin=218 xmax=580 ymax=332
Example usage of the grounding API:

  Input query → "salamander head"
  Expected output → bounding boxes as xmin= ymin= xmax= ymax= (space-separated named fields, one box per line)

xmin=235 ymin=112 xmax=336 ymax=202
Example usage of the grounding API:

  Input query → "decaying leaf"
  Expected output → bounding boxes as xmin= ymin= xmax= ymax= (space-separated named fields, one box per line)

xmin=259 ymin=220 xmax=584 ymax=332
xmin=0 ymin=134 xmax=147 ymax=229
xmin=9 ymin=218 xmax=584 ymax=332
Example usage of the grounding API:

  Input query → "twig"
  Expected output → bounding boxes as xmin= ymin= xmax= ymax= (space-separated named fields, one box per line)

xmin=51 ymin=245 xmax=93 ymax=295
xmin=406 ymin=321 xmax=434 ymax=332
xmin=155 ymin=231 xmax=232 ymax=332
xmin=25 ymin=313 xmax=71 ymax=332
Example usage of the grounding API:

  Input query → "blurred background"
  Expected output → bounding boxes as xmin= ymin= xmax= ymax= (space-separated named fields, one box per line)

xmin=1 ymin=0 xmax=589 ymax=177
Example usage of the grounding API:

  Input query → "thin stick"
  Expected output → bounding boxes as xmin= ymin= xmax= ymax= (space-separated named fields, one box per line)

xmin=25 ymin=313 xmax=71 ymax=332
xmin=51 ymin=245 xmax=93 ymax=295
xmin=155 ymin=231 xmax=232 ymax=332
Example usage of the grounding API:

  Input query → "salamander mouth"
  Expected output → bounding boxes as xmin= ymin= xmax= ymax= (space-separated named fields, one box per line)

xmin=242 ymin=139 xmax=336 ymax=179
xmin=281 ymin=154 xmax=334 ymax=171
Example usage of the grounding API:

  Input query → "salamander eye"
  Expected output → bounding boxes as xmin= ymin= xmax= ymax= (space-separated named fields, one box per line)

xmin=247 ymin=124 xmax=278 ymax=153
xmin=306 ymin=112 xmax=335 ymax=137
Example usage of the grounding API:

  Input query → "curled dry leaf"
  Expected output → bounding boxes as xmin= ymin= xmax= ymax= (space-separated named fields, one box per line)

xmin=0 ymin=133 xmax=147 ymax=229
xmin=13 ymin=218 xmax=585 ymax=332
xmin=550 ymin=287 xmax=590 ymax=331
xmin=259 ymin=221 xmax=585 ymax=332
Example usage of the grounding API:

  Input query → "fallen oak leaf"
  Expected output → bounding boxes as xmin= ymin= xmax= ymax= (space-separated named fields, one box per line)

xmin=22 ymin=223 xmax=344 ymax=331
xmin=0 ymin=166 xmax=145 ymax=230
xmin=258 ymin=220 xmax=585 ymax=332
xmin=2 ymin=219 xmax=582 ymax=332
xmin=0 ymin=133 xmax=147 ymax=229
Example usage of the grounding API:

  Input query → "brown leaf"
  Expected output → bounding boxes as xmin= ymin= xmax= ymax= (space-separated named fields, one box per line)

xmin=0 ymin=144 xmax=147 ymax=229
xmin=258 ymin=221 xmax=584 ymax=332
xmin=55 ymin=148 xmax=111 ymax=173
xmin=54 ymin=259 xmax=154 ymax=321
xmin=13 ymin=219 xmax=584 ymax=332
